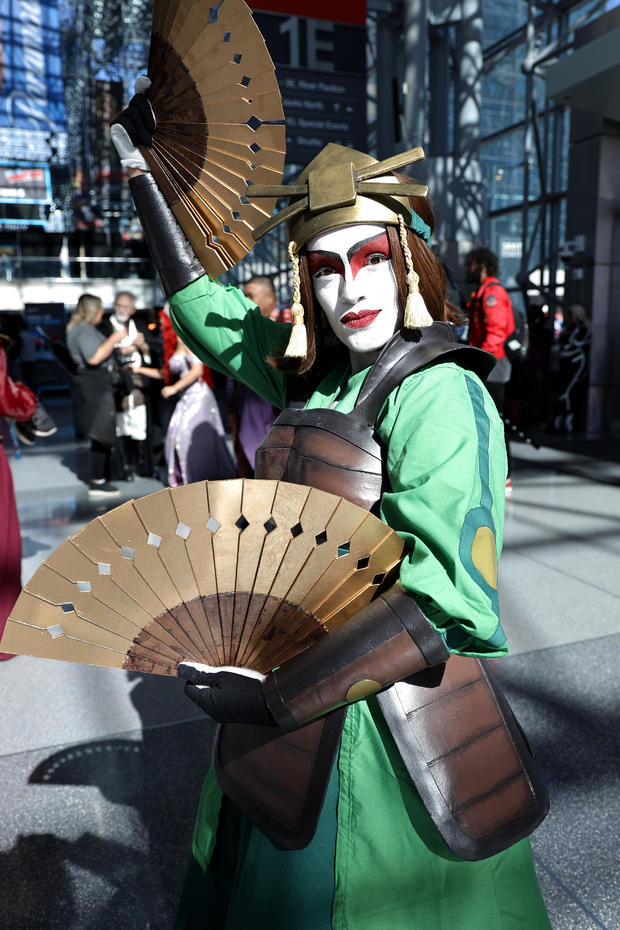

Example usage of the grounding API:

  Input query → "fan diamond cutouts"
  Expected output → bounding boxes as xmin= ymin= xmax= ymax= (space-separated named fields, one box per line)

xmin=141 ymin=0 xmax=286 ymax=277
xmin=2 ymin=480 xmax=406 ymax=677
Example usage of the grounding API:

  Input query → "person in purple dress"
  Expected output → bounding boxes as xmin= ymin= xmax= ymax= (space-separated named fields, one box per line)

xmin=162 ymin=337 xmax=235 ymax=486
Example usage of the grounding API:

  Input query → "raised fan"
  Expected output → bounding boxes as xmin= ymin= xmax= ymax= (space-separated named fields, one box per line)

xmin=2 ymin=480 xmax=406 ymax=676
xmin=139 ymin=0 xmax=286 ymax=277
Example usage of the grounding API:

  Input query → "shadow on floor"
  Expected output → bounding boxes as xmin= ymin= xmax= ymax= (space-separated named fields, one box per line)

xmin=1 ymin=674 xmax=216 ymax=930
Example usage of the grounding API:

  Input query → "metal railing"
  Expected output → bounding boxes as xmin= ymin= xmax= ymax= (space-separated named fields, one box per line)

xmin=0 ymin=255 xmax=156 ymax=282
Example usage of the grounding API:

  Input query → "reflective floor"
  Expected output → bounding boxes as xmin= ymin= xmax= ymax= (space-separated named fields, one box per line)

xmin=2 ymin=396 xmax=619 ymax=929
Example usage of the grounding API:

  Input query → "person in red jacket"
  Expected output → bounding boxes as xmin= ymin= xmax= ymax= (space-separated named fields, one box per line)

xmin=464 ymin=247 xmax=516 ymax=495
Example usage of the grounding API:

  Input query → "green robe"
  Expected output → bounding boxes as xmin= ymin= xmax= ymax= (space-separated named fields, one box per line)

xmin=169 ymin=277 xmax=551 ymax=930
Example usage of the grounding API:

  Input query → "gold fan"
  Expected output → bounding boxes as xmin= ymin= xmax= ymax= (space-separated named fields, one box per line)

xmin=2 ymin=480 xmax=405 ymax=676
xmin=141 ymin=0 xmax=286 ymax=277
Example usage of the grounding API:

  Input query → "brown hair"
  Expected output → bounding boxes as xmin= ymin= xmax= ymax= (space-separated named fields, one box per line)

xmin=271 ymin=203 xmax=448 ymax=375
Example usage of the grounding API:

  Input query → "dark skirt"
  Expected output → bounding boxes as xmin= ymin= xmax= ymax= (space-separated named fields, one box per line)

xmin=72 ymin=367 xmax=117 ymax=448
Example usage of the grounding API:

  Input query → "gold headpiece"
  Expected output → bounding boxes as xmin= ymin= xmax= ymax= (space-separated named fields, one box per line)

xmin=247 ymin=144 xmax=433 ymax=356
xmin=247 ymin=143 xmax=430 ymax=247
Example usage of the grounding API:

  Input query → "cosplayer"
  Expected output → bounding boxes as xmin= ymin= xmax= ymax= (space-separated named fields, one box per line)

xmin=111 ymin=88 xmax=551 ymax=929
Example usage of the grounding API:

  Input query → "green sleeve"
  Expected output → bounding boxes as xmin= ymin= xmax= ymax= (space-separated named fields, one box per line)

xmin=168 ymin=276 xmax=291 ymax=409
xmin=377 ymin=362 xmax=509 ymax=658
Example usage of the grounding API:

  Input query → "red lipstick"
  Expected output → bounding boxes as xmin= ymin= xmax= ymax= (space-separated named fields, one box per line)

xmin=340 ymin=309 xmax=381 ymax=329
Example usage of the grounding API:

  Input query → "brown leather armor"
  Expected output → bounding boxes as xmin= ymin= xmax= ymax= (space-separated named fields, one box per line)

xmin=126 ymin=176 xmax=548 ymax=859
xmin=214 ymin=326 xmax=548 ymax=859
xmin=256 ymin=322 xmax=492 ymax=510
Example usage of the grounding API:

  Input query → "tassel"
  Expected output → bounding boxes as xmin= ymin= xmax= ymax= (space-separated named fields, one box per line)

xmin=284 ymin=241 xmax=307 ymax=357
xmin=284 ymin=309 xmax=307 ymax=358
xmin=398 ymin=215 xmax=433 ymax=328
xmin=404 ymin=269 xmax=433 ymax=328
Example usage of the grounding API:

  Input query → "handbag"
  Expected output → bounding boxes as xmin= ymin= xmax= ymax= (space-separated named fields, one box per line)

xmin=504 ymin=330 xmax=524 ymax=363
xmin=0 ymin=346 xmax=37 ymax=421
xmin=110 ymin=352 xmax=135 ymax=399
xmin=504 ymin=305 xmax=527 ymax=363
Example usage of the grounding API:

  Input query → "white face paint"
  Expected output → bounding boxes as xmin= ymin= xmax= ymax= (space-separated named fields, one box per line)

xmin=306 ymin=224 xmax=401 ymax=361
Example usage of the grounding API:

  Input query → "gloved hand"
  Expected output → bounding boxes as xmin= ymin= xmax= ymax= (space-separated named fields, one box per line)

xmin=110 ymin=76 xmax=155 ymax=172
xmin=178 ymin=661 xmax=275 ymax=726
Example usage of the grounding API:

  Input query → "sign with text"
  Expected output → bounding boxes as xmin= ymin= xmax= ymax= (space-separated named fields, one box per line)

xmin=24 ymin=302 xmax=67 ymax=340
xmin=0 ymin=165 xmax=51 ymax=204
xmin=0 ymin=163 xmax=52 ymax=226
xmin=251 ymin=8 xmax=367 ymax=165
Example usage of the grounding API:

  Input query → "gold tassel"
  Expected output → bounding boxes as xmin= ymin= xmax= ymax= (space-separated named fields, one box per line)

xmin=398 ymin=215 xmax=433 ymax=329
xmin=284 ymin=241 xmax=307 ymax=358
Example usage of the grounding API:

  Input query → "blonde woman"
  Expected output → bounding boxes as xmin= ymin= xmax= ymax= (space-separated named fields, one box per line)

xmin=66 ymin=293 xmax=127 ymax=496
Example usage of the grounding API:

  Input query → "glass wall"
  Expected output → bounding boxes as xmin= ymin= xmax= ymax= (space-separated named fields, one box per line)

xmin=478 ymin=0 xmax=579 ymax=307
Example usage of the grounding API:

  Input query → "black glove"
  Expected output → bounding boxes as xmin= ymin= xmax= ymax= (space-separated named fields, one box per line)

xmin=110 ymin=93 xmax=156 ymax=148
xmin=178 ymin=663 xmax=275 ymax=726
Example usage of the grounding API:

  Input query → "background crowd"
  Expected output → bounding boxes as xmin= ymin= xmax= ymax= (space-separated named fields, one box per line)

xmin=0 ymin=251 xmax=592 ymax=661
xmin=0 ymin=251 xmax=593 ymax=494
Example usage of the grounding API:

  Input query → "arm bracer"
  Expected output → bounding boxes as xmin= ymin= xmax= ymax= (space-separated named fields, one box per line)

xmin=263 ymin=585 xmax=450 ymax=731
xmin=129 ymin=174 xmax=205 ymax=297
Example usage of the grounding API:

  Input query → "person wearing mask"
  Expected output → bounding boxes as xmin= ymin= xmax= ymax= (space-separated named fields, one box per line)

xmin=464 ymin=247 xmax=516 ymax=496
xmin=66 ymin=293 xmax=127 ymax=496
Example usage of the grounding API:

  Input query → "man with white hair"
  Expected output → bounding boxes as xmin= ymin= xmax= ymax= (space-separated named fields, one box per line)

xmin=102 ymin=291 xmax=153 ymax=477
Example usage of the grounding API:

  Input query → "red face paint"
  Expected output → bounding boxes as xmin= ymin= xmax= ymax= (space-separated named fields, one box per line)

xmin=348 ymin=233 xmax=390 ymax=279
xmin=307 ymin=251 xmax=344 ymax=278
xmin=308 ymin=232 xmax=391 ymax=281
xmin=306 ymin=223 xmax=402 ymax=360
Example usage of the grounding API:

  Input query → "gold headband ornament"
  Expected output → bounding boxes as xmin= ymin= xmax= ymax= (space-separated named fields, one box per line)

xmin=246 ymin=143 xmax=434 ymax=357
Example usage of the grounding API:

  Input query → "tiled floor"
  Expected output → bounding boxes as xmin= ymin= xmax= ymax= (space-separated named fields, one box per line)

xmin=2 ymin=398 xmax=618 ymax=928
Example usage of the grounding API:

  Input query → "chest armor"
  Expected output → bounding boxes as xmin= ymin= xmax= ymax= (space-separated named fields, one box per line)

xmin=216 ymin=328 xmax=489 ymax=841
xmin=213 ymin=327 xmax=546 ymax=859
xmin=255 ymin=323 xmax=486 ymax=510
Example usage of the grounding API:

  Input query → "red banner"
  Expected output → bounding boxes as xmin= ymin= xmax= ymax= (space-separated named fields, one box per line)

xmin=248 ymin=1 xmax=366 ymax=26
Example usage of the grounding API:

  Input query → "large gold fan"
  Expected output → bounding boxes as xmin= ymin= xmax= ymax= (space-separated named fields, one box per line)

xmin=141 ymin=0 xmax=286 ymax=277
xmin=2 ymin=480 xmax=405 ymax=676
